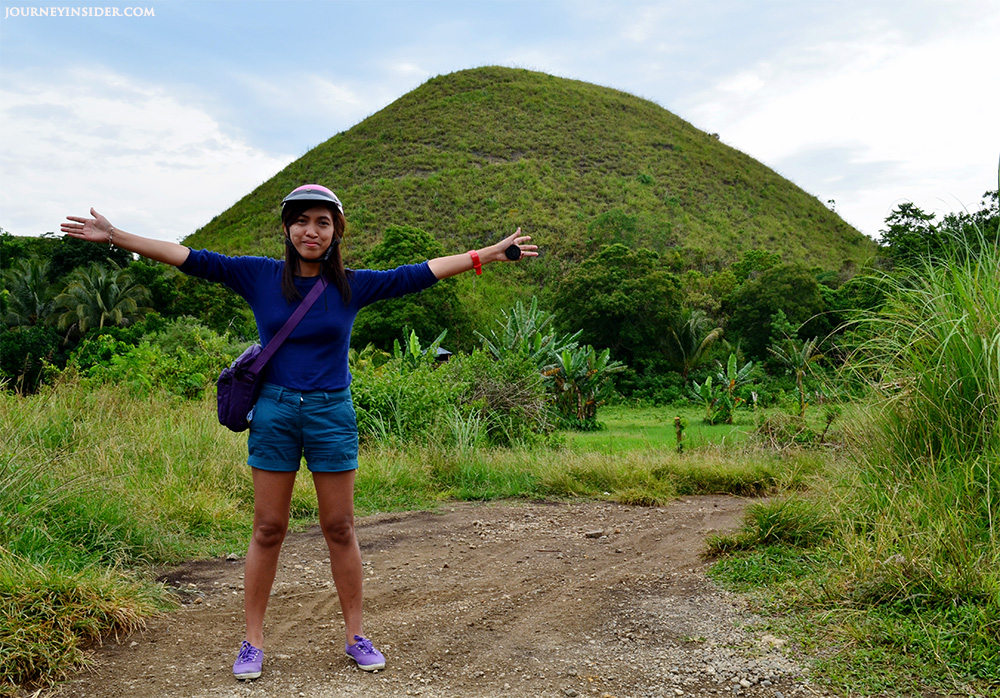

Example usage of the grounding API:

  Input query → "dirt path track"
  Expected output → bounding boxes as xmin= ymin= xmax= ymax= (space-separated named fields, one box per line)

xmin=52 ymin=497 xmax=817 ymax=698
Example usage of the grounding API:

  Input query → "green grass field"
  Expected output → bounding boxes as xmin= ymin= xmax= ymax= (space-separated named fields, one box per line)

xmin=563 ymin=404 xmax=754 ymax=453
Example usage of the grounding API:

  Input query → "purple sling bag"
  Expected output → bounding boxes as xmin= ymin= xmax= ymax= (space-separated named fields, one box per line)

xmin=216 ymin=277 xmax=327 ymax=432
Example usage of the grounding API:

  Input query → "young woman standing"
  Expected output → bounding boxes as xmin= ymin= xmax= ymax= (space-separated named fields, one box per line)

xmin=62 ymin=184 xmax=536 ymax=679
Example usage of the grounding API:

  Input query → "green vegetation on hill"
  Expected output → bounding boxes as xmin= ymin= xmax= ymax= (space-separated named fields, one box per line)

xmin=185 ymin=66 xmax=874 ymax=281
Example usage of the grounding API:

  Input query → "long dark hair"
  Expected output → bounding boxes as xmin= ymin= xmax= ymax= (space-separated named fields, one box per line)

xmin=280 ymin=200 xmax=353 ymax=305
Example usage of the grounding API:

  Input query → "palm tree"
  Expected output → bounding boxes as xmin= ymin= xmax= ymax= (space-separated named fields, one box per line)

xmin=53 ymin=263 xmax=150 ymax=339
xmin=768 ymin=336 xmax=824 ymax=417
xmin=664 ymin=308 xmax=724 ymax=382
xmin=2 ymin=259 xmax=54 ymax=327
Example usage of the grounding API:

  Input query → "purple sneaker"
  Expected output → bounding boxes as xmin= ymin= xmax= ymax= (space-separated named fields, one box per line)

xmin=232 ymin=640 xmax=263 ymax=680
xmin=345 ymin=635 xmax=385 ymax=671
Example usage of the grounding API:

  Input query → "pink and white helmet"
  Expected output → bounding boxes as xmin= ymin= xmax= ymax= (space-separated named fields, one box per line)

xmin=281 ymin=184 xmax=343 ymax=214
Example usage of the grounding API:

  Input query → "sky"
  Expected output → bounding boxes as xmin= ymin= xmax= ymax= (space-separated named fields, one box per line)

xmin=1 ymin=0 xmax=998 ymax=245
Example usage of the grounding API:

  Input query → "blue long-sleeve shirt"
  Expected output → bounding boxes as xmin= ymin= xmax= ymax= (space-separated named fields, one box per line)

xmin=179 ymin=249 xmax=438 ymax=391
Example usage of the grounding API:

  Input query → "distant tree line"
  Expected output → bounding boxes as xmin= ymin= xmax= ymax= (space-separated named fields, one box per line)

xmin=3 ymin=189 xmax=996 ymax=423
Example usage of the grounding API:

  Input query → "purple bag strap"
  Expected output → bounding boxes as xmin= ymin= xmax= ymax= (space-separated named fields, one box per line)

xmin=247 ymin=276 xmax=328 ymax=375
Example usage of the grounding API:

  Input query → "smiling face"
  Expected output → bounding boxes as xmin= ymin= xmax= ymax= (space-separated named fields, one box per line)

xmin=285 ymin=205 xmax=336 ymax=263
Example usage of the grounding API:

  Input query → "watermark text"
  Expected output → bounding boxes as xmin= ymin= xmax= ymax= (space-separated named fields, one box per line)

xmin=4 ymin=6 xmax=156 ymax=19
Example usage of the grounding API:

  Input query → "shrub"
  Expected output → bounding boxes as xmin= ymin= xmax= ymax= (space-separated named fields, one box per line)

xmin=615 ymin=364 xmax=686 ymax=406
xmin=350 ymin=341 xmax=460 ymax=446
xmin=0 ymin=325 xmax=61 ymax=394
xmin=443 ymin=348 xmax=551 ymax=446
xmin=476 ymin=296 xmax=580 ymax=369
xmin=68 ymin=317 xmax=242 ymax=398
xmin=352 ymin=333 xmax=551 ymax=448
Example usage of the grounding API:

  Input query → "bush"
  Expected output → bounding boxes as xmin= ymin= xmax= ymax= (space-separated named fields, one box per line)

xmin=0 ymin=325 xmax=61 ymax=394
xmin=615 ymin=365 xmax=686 ymax=405
xmin=68 ymin=317 xmax=243 ymax=398
xmin=443 ymin=349 xmax=551 ymax=447
xmin=351 ymin=338 xmax=551 ymax=449
xmin=350 ymin=347 xmax=461 ymax=446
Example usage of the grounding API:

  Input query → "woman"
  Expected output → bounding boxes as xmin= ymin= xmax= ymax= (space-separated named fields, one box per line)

xmin=61 ymin=184 xmax=537 ymax=679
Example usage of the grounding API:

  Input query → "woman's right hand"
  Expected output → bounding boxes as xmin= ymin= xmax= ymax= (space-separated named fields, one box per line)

xmin=61 ymin=208 xmax=115 ymax=243
xmin=59 ymin=208 xmax=192 ymax=267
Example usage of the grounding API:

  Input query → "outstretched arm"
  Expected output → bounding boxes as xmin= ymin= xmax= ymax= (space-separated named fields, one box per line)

xmin=427 ymin=228 xmax=538 ymax=280
xmin=61 ymin=208 xmax=191 ymax=267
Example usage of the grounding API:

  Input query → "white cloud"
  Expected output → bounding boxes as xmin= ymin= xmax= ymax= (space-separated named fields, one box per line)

xmin=715 ymin=70 xmax=768 ymax=97
xmin=0 ymin=67 xmax=292 ymax=241
xmin=388 ymin=61 xmax=428 ymax=80
xmin=231 ymin=72 xmax=368 ymax=128
xmin=680 ymin=14 xmax=1000 ymax=236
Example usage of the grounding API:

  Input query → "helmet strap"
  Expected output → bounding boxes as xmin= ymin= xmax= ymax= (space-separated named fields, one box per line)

xmin=319 ymin=237 xmax=340 ymax=262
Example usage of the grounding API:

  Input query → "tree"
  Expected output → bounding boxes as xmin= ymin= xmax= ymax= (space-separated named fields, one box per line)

xmin=52 ymin=263 xmax=151 ymax=339
xmin=938 ymin=189 xmax=1000 ymax=258
xmin=352 ymin=225 xmax=472 ymax=350
xmin=726 ymin=263 xmax=828 ymax=360
xmin=2 ymin=259 xmax=54 ymax=327
xmin=552 ymin=244 xmax=682 ymax=369
xmin=731 ymin=249 xmax=782 ymax=282
xmin=0 ymin=325 xmax=60 ymax=393
xmin=49 ymin=234 xmax=134 ymax=282
xmin=70 ymin=259 xmax=257 ymax=341
xmin=768 ymin=336 xmax=824 ymax=417
xmin=878 ymin=202 xmax=941 ymax=269
xmin=0 ymin=232 xmax=59 ymax=271
xmin=663 ymin=307 xmax=723 ymax=382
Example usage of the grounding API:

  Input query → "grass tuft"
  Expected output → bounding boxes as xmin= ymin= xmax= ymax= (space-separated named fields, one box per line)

xmin=0 ymin=550 xmax=165 ymax=695
xmin=706 ymin=495 xmax=835 ymax=554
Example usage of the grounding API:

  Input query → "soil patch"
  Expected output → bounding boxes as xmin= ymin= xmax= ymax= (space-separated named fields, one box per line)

xmin=49 ymin=497 xmax=827 ymax=698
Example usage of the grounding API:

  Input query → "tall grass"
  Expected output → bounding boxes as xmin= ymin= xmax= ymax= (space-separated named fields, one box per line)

xmin=843 ymin=233 xmax=1000 ymax=606
xmin=821 ymin=238 xmax=1000 ymax=688
xmin=709 ymin=231 xmax=1000 ymax=694
xmin=1 ymin=382 xmax=262 ymax=693
xmin=0 ymin=554 xmax=162 ymax=694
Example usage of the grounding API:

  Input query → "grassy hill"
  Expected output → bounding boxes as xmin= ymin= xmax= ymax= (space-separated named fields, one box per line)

xmin=185 ymin=66 xmax=874 ymax=292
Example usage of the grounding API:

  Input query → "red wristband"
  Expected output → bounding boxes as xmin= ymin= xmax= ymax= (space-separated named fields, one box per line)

xmin=468 ymin=250 xmax=482 ymax=275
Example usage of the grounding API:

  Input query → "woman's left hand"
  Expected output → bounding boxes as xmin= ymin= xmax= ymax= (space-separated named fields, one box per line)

xmin=485 ymin=228 xmax=538 ymax=263
xmin=427 ymin=228 xmax=539 ymax=280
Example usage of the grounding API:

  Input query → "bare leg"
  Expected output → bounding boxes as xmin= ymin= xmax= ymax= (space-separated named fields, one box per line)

xmin=313 ymin=470 xmax=364 ymax=644
xmin=243 ymin=468 xmax=297 ymax=648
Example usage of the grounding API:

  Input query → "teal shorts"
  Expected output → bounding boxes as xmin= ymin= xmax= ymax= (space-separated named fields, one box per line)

xmin=247 ymin=383 xmax=359 ymax=473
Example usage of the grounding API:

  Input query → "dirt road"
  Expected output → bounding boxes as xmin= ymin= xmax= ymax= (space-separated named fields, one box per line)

xmin=51 ymin=497 xmax=821 ymax=698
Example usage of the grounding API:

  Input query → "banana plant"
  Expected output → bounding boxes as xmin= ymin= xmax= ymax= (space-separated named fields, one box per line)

xmin=392 ymin=329 xmax=447 ymax=373
xmin=476 ymin=297 xmax=580 ymax=369
xmin=690 ymin=353 xmax=753 ymax=424
xmin=689 ymin=374 xmax=716 ymax=421
xmin=542 ymin=345 xmax=625 ymax=425
xmin=713 ymin=353 xmax=754 ymax=424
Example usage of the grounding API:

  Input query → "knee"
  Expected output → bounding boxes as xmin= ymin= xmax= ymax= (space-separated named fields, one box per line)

xmin=252 ymin=518 xmax=288 ymax=549
xmin=320 ymin=515 xmax=355 ymax=548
